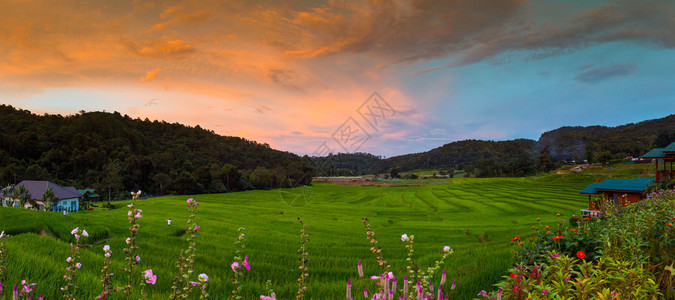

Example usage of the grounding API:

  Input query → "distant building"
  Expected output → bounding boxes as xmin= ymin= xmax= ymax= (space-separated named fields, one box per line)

xmin=579 ymin=177 xmax=654 ymax=216
xmin=5 ymin=181 xmax=80 ymax=212
xmin=78 ymin=189 xmax=101 ymax=202
xmin=641 ymin=142 xmax=675 ymax=182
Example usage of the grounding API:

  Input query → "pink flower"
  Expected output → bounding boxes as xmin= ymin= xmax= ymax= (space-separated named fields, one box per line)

xmin=74 ymin=234 xmax=80 ymax=240
xmin=443 ymin=246 xmax=451 ymax=252
xmin=198 ymin=273 xmax=209 ymax=282
xmin=75 ymin=263 xmax=81 ymax=269
xmin=243 ymin=256 xmax=251 ymax=270
xmin=137 ymin=190 xmax=142 ymax=195
xmin=191 ymin=282 xmax=198 ymax=286
xmin=127 ymin=204 xmax=134 ymax=208
xmin=71 ymin=227 xmax=79 ymax=235
xmin=239 ymin=234 xmax=246 ymax=240
xmin=135 ymin=212 xmax=142 ymax=219
xmin=357 ymin=261 xmax=364 ymax=278
xmin=187 ymin=198 xmax=193 ymax=204
xmin=105 ymin=253 xmax=111 ymax=258
xmin=195 ymin=226 xmax=200 ymax=231
xmin=125 ymin=238 xmax=131 ymax=244
xmin=66 ymin=257 xmax=72 ymax=262
xmin=127 ymin=211 xmax=132 ymax=217
xmin=401 ymin=234 xmax=408 ymax=241
xmin=82 ymin=230 xmax=88 ymax=237
xmin=370 ymin=276 xmax=378 ymax=280
xmin=144 ymin=269 xmax=157 ymax=285
xmin=135 ymin=256 xmax=140 ymax=262
xmin=231 ymin=262 xmax=240 ymax=272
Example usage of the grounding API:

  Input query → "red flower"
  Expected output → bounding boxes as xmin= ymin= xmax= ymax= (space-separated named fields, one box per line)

xmin=581 ymin=218 xmax=591 ymax=221
xmin=667 ymin=223 xmax=672 ymax=226
xmin=576 ymin=251 xmax=586 ymax=259
xmin=552 ymin=236 xmax=563 ymax=240
xmin=511 ymin=236 xmax=521 ymax=241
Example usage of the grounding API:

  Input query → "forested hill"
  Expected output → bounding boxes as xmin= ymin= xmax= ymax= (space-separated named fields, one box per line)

xmin=538 ymin=114 xmax=675 ymax=161
xmin=0 ymin=105 xmax=313 ymax=197
xmin=376 ymin=139 xmax=539 ymax=176
xmin=320 ymin=114 xmax=675 ymax=177
xmin=374 ymin=114 xmax=675 ymax=175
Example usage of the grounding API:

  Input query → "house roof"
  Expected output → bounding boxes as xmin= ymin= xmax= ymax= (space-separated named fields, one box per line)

xmin=580 ymin=177 xmax=655 ymax=194
xmin=579 ymin=183 xmax=602 ymax=194
xmin=642 ymin=148 xmax=668 ymax=158
xmin=663 ymin=142 xmax=675 ymax=153
xmin=16 ymin=180 xmax=81 ymax=201
xmin=78 ymin=189 xmax=100 ymax=197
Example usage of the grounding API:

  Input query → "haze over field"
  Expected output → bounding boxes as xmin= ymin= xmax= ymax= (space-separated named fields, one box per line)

xmin=1 ymin=0 xmax=674 ymax=156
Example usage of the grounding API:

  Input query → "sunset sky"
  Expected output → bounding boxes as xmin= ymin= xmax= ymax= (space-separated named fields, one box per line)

xmin=1 ymin=0 xmax=674 ymax=157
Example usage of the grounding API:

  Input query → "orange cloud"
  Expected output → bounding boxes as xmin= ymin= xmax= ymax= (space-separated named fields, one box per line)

xmin=134 ymin=39 xmax=195 ymax=58
xmin=141 ymin=68 xmax=161 ymax=82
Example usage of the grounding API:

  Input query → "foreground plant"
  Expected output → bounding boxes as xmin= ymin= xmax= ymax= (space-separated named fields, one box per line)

xmin=170 ymin=198 xmax=201 ymax=299
xmin=61 ymin=227 xmax=88 ymax=299
xmin=0 ymin=231 xmax=6 ymax=296
xmin=349 ymin=220 xmax=453 ymax=300
xmin=14 ymin=279 xmax=41 ymax=300
xmin=119 ymin=198 xmax=142 ymax=296
xmin=296 ymin=218 xmax=309 ymax=300
xmin=230 ymin=227 xmax=250 ymax=300
xmin=97 ymin=245 xmax=113 ymax=300
xmin=482 ymin=252 xmax=661 ymax=299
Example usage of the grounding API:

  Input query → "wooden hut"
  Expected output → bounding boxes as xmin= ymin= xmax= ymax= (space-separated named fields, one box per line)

xmin=579 ymin=177 xmax=654 ymax=216
xmin=641 ymin=142 xmax=675 ymax=182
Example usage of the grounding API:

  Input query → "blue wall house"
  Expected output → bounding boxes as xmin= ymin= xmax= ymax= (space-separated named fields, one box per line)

xmin=8 ymin=180 xmax=81 ymax=212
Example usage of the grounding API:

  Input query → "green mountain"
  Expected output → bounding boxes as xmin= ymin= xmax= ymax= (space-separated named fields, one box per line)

xmin=0 ymin=105 xmax=312 ymax=197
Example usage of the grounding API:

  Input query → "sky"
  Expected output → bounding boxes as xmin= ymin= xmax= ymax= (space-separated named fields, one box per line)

xmin=1 ymin=0 xmax=674 ymax=157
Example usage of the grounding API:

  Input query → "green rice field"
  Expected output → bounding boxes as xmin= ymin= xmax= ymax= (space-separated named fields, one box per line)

xmin=0 ymin=174 xmax=599 ymax=299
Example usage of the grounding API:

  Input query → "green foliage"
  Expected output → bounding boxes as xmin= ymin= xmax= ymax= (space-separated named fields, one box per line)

xmin=483 ymin=254 xmax=661 ymax=299
xmin=508 ymin=189 xmax=675 ymax=298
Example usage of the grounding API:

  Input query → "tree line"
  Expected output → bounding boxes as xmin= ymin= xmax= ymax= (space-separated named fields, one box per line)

xmin=0 ymin=105 xmax=313 ymax=199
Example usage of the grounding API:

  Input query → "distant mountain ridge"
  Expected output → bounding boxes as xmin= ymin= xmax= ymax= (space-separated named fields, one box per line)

xmin=317 ymin=114 xmax=675 ymax=175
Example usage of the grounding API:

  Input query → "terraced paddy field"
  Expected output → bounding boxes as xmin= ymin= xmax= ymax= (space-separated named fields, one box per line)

xmin=0 ymin=175 xmax=600 ymax=299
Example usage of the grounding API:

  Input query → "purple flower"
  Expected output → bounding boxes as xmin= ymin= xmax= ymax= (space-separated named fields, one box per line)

xmin=144 ymin=269 xmax=157 ymax=285
xmin=243 ymin=256 xmax=251 ymax=271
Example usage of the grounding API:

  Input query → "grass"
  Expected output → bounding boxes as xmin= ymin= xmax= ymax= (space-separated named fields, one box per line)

xmin=0 ymin=174 xmax=597 ymax=299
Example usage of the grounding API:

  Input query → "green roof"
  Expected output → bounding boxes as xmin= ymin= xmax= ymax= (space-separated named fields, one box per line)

xmin=78 ymin=189 xmax=100 ymax=197
xmin=580 ymin=178 xmax=655 ymax=194
xmin=642 ymin=148 xmax=668 ymax=158
xmin=579 ymin=183 xmax=602 ymax=194
xmin=663 ymin=142 xmax=675 ymax=153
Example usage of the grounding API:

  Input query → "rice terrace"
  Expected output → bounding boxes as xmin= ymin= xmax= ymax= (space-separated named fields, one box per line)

xmin=2 ymin=0 xmax=675 ymax=299
xmin=0 ymin=175 xmax=601 ymax=298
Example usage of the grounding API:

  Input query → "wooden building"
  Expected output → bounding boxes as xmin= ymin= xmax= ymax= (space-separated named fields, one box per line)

xmin=641 ymin=142 xmax=675 ymax=182
xmin=579 ymin=177 xmax=654 ymax=216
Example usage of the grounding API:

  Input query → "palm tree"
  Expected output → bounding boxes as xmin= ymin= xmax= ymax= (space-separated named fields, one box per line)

xmin=43 ymin=187 xmax=57 ymax=211
xmin=15 ymin=185 xmax=32 ymax=209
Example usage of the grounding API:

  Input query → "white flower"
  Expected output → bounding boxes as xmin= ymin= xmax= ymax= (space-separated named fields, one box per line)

xmin=103 ymin=245 xmax=110 ymax=251
xmin=0 ymin=231 xmax=4 ymax=238
xmin=198 ymin=273 xmax=209 ymax=282
xmin=401 ymin=234 xmax=408 ymax=241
